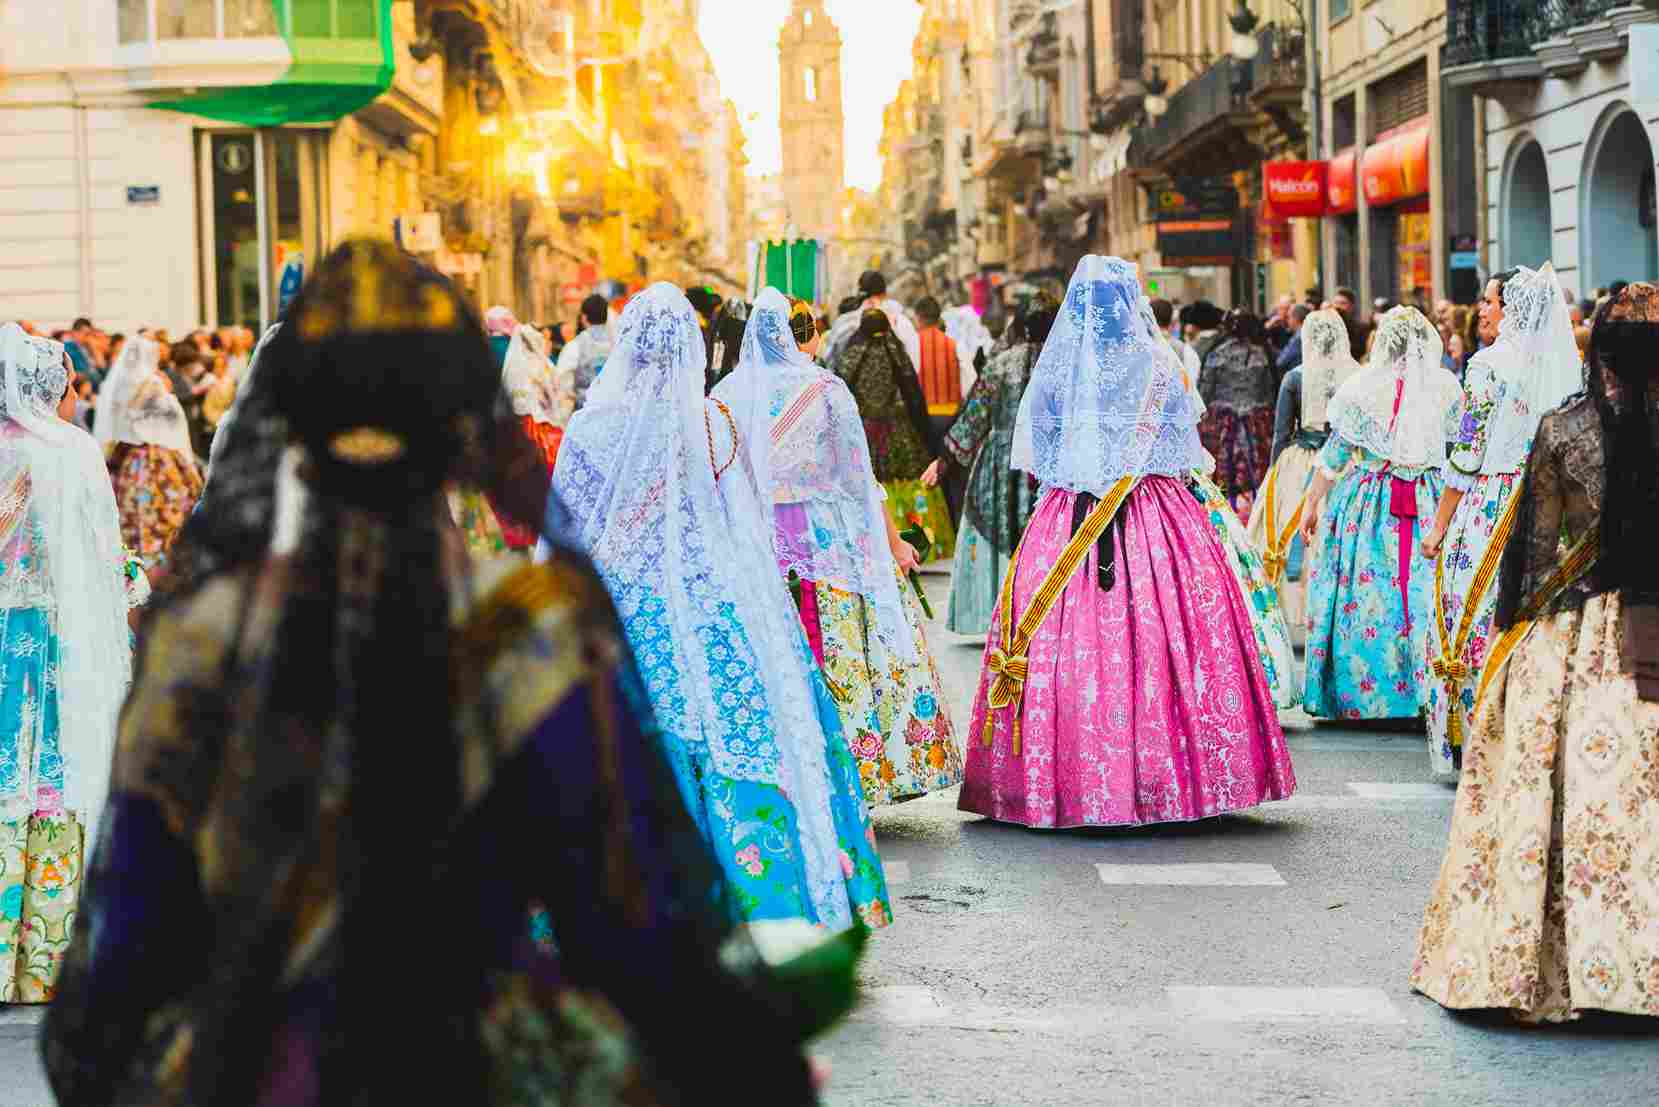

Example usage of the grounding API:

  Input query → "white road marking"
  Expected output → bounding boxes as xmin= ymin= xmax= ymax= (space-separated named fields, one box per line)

xmin=1346 ymin=781 xmax=1457 ymax=800
xmin=860 ymin=985 xmax=949 ymax=1023
xmin=1167 ymin=986 xmax=1403 ymax=1023
xmin=1095 ymin=863 xmax=1286 ymax=887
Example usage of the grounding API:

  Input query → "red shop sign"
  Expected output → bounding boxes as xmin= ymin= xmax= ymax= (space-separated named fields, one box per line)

xmin=1361 ymin=118 xmax=1431 ymax=208
xmin=1327 ymin=149 xmax=1357 ymax=214
xmin=1263 ymin=160 xmax=1329 ymax=218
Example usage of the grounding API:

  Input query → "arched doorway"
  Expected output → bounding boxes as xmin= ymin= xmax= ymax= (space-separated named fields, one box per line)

xmin=1582 ymin=106 xmax=1659 ymax=290
xmin=1503 ymin=140 xmax=1552 ymax=270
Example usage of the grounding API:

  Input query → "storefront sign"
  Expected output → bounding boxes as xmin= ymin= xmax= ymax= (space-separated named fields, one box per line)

xmin=1156 ymin=219 xmax=1238 ymax=267
xmin=1361 ymin=119 xmax=1432 ymax=208
xmin=1150 ymin=178 xmax=1238 ymax=222
xmin=1263 ymin=161 xmax=1329 ymax=218
xmin=1328 ymin=149 xmax=1357 ymax=214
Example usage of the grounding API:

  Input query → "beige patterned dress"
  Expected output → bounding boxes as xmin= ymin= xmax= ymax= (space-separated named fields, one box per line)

xmin=1411 ymin=393 xmax=1659 ymax=1021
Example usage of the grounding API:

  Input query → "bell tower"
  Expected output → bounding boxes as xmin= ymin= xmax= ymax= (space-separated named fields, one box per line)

xmin=778 ymin=0 xmax=845 ymax=237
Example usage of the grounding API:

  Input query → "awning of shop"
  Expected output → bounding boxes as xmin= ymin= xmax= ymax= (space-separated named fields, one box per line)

xmin=1263 ymin=160 xmax=1329 ymax=218
xmin=1328 ymin=149 xmax=1357 ymax=214
xmin=1361 ymin=119 xmax=1432 ymax=208
xmin=150 ymin=0 xmax=394 ymax=127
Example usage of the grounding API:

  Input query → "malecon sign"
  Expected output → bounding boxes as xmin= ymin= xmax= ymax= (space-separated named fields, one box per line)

xmin=1263 ymin=160 xmax=1329 ymax=218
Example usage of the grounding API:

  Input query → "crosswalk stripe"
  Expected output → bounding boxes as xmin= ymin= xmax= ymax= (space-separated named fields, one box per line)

xmin=1095 ymin=862 xmax=1285 ymax=887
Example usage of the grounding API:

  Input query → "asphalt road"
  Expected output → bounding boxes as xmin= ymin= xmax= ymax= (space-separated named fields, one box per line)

xmin=3 ymin=568 xmax=1657 ymax=1106
xmin=818 ymin=569 xmax=1659 ymax=1106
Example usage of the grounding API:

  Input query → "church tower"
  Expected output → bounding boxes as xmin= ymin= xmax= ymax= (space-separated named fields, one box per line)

xmin=778 ymin=0 xmax=845 ymax=238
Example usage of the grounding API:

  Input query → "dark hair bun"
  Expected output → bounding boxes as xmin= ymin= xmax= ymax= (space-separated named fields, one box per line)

xmin=858 ymin=308 xmax=892 ymax=338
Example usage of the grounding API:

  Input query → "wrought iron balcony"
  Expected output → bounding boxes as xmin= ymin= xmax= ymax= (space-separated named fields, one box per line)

xmin=1130 ymin=25 xmax=1307 ymax=178
xmin=1443 ymin=0 xmax=1653 ymax=91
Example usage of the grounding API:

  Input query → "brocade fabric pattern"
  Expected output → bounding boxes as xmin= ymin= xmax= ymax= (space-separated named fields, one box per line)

xmin=957 ymin=478 xmax=1296 ymax=828
xmin=942 ymin=342 xmax=1042 ymax=556
xmin=1303 ymin=436 xmax=1441 ymax=720
xmin=834 ymin=332 xmax=936 ymax=483
xmin=1411 ymin=593 xmax=1659 ymax=1021
xmin=109 ymin=442 xmax=203 ymax=571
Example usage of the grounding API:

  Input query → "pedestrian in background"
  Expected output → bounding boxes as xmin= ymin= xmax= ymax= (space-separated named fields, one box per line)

xmin=96 ymin=335 xmax=203 ymax=573
xmin=1197 ymin=308 xmax=1277 ymax=522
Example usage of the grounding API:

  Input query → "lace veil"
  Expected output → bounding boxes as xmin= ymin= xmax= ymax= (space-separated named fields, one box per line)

xmin=1327 ymin=306 xmax=1463 ymax=471
xmin=1300 ymin=309 xmax=1361 ymax=430
xmin=0 ymin=324 xmax=132 ymax=841
xmin=94 ymin=334 xmax=194 ymax=455
xmin=501 ymin=323 xmax=561 ymax=428
xmin=713 ymin=288 xmax=914 ymax=663
xmin=1461 ymin=263 xmax=1582 ymax=472
xmin=549 ymin=284 xmax=850 ymax=929
xmin=1011 ymin=255 xmax=1207 ymax=492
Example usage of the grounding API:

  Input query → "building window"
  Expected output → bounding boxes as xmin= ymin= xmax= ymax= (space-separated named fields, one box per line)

xmin=120 ymin=0 xmax=378 ymax=43
xmin=805 ymin=66 xmax=818 ymax=103
xmin=804 ymin=8 xmax=813 ymax=26
xmin=1330 ymin=0 xmax=1351 ymax=21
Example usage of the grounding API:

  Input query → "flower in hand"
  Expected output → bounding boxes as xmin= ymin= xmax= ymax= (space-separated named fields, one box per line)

xmin=891 ymin=539 xmax=920 ymax=574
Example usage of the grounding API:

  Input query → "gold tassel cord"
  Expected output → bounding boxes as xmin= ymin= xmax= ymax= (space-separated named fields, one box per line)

xmin=1431 ymin=485 xmax=1524 ymax=750
xmin=980 ymin=476 xmax=1138 ymax=756
xmin=1259 ymin=460 xmax=1309 ymax=587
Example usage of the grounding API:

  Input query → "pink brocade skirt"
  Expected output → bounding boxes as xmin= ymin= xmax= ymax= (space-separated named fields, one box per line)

xmin=958 ymin=477 xmax=1297 ymax=828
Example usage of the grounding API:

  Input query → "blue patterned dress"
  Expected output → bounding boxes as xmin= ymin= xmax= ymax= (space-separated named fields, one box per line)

xmin=615 ymin=583 xmax=892 ymax=928
xmin=1303 ymin=434 xmax=1442 ymax=720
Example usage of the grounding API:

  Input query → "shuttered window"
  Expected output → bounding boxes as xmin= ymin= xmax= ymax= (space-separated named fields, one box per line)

xmin=1369 ymin=59 xmax=1429 ymax=138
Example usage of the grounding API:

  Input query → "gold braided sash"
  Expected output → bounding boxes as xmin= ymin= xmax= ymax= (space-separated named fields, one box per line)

xmin=1430 ymin=484 xmax=1525 ymax=749
xmin=1471 ymin=530 xmax=1601 ymax=712
xmin=982 ymin=476 xmax=1138 ymax=755
xmin=1259 ymin=459 xmax=1308 ymax=586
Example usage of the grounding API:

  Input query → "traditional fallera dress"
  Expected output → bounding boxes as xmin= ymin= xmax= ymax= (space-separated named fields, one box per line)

xmin=552 ymin=284 xmax=891 ymax=930
xmin=0 ymin=325 xmax=136 ymax=1004
xmin=832 ymin=313 xmax=957 ymax=561
xmin=1304 ymin=307 xmax=1463 ymax=721
xmin=95 ymin=335 xmax=204 ymax=571
xmin=716 ymin=289 xmax=961 ymax=806
xmin=1197 ymin=333 xmax=1277 ymax=523
xmin=1412 ymin=357 xmax=1659 ymax=1022
xmin=938 ymin=339 xmax=1042 ymax=636
xmin=1425 ymin=264 xmax=1581 ymax=777
xmin=1247 ymin=309 xmax=1360 ymax=649
xmin=958 ymin=257 xmax=1295 ymax=829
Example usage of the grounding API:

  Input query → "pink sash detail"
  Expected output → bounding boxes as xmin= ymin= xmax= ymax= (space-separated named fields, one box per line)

xmin=1385 ymin=375 xmax=1416 ymax=630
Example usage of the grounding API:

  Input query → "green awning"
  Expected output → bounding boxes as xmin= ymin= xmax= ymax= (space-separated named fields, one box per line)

xmin=151 ymin=0 xmax=394 ymax=127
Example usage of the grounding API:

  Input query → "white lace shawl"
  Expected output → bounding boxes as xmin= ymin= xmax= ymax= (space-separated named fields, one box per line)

xmin=714 ymin=288 xmax=915 ymax=665
xmin=95 ymin=334 xmax=195 ymax=456
xmin=1299 ymin=309 xmax=1361 ymax=430
xmin=1453 ymin=263 xmax=1582 ymax=478
xmin=0 ymin=324 xmax=132 ymax=846
xmin=1011 ymin=255 xmax=1208 ymax=492
xmin=1327 ymin=306 xmax=1463 ymax=473
xmin=501 ymin=323 xmax=561 ymax=429
xmin=546 ymin=284 xmax=851 ymax=929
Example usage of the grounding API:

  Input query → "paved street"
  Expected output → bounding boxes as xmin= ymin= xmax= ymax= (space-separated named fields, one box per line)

xmin=819 ymin=570 xmax=1659 ymax=1106
xmin=3 ymin=569 xmax=1657 ymax=1105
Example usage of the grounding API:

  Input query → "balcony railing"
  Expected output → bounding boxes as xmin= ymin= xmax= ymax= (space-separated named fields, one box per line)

xmin=1444 ymin=0 xmax=1629 ymax=68
xmin=1133 ymin=24 xmax=1306 ymax=170
xmin=1136 ymin=57 xmax=1246 ymax=165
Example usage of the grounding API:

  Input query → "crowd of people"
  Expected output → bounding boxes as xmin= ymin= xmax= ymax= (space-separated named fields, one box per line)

xmin=0 ymin=232 xmax=1653 ymax=1103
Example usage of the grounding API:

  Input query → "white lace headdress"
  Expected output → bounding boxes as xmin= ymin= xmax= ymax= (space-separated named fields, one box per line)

xmin=1327 ymin=306 xmax=1463 ymax=471
xmin=549 ymin=283 xmax=852 ymax=929
xmin=1011 ymin=255 xmax=1208 ymax=492
xmin=1299 ymin=308 xmax=1361 ymax=430
xmin=94 ymin=333 xmax=194 ymax=456
xmin=500 ymin=323 xmax=561 ymax=429
xmin=714 ymin=288 xmax=915 ymax=663
xmin=1459 ymin=262 xmax=1581 ymax=472
xmin=0 ymin=323 xmax=132 ymax=847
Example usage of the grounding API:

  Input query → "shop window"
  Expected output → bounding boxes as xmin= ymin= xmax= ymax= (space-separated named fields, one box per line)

xmin=1333 ymin=213 xmax=1359 ymax=295
xmin=121 ymin=0 xmax=377 ymax=43
xmin=201 ymin=129 xmax=327 ymax=330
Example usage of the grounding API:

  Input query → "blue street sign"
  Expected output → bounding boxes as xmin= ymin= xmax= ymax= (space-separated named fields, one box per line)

xmin=278 ymin=254 xmax=306 ymax=315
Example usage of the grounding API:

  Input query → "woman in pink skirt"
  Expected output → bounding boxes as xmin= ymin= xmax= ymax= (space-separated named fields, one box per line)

xmin=958 ymin=256 xmax=1296 ymax=828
